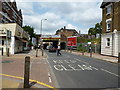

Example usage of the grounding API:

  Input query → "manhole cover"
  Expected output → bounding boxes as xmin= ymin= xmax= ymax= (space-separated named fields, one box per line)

xmin=2 ymin=60 xmax=14 ymax=63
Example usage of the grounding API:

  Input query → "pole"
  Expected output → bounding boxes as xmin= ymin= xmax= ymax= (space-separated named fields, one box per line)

xmin=90 ymin=45 xmax=92 ymax=57
xmin=24 ymin=56 xmax=30 ymax=88
xmin=7 ymin=48 xmax=9 ymax=57
xmin=118 ymin=52 xmax=120 ymax=63
xmin=42 ymin=46 xmax=44 ymax=56
xmin=36 ymin=49 xmax=38 ymax=57
xmin=41 ymin=20 xmax=44 ymax=56
xmin=1 ymin=48 xmax=3 ymax=56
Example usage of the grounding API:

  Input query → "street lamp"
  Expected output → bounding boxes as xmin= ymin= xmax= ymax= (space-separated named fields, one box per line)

xmin=40 ymin=19 xmax=47 ymax=56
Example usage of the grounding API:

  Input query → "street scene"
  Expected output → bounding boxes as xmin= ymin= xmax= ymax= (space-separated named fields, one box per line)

xmin=0 ymin=0 xmax=120 ymax=89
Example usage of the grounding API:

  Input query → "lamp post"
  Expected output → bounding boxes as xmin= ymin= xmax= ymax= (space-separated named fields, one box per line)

xmin=40 ymin=19 xmax=47 ymax=56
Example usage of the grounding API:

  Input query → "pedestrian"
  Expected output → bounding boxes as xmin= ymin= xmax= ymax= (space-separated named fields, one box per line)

xmin=57 ymin=44 xmax=61 ymax=56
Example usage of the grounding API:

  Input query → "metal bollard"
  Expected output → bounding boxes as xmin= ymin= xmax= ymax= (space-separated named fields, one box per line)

xmin=7 ymin=48 xmax=9 ymax=57
xmin=42 ymin=48 xmax=44 ymax=56
xmin=118 ymin=52 xmax=120 ymax=63
xmin=1 ymin=48 xmax=3 ymax=56
xmin=24 ymin=56 xmax=30 ymax=88
xmin=90 ymin=49 xmax=92 ymax=57
xmin=36 ymin=49 xmax=38 ymax=57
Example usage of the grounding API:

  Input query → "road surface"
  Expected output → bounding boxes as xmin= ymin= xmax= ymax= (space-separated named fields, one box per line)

xmin=45 ymin=50 xmax=120 ymax=88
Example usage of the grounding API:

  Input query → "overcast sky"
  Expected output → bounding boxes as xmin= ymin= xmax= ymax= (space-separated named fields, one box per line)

xmin=15 ymin=0 xmax=102 ymax=35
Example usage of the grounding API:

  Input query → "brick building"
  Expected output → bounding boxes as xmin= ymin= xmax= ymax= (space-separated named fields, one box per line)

xmin=0 ymin=0 xmax=23 ymax=26
xmin=55 ymin=26 xmax=78 ymax=49
xmin=55 ymin=26 xmax=78 ymax=42
xmin=100 ymin=0 xmax=120 ymax=57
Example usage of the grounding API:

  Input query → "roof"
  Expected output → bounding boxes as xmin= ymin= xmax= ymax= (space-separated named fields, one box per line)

xmin=100 ymin=0 xmax=120 ymax=8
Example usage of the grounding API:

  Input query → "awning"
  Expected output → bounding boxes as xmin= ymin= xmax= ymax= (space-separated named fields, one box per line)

xmin=15 ymin=36 xmax=28 ymax=43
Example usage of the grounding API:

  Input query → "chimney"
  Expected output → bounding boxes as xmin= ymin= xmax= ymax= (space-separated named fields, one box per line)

xmin=64 ymin=26 xmax=66 ymax=29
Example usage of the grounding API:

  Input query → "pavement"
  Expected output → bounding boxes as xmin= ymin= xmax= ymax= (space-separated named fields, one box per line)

xmin=1 ymin=49 xmax=56 ymax=89
xmin=64 ymin=50 xmax=118 ymax=63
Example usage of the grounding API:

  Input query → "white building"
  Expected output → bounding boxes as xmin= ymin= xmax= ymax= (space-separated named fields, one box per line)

xmin=100 ymin=1 xmax=120 ymax=57
xmin=0 ymin=23 xmax=30 ymax=55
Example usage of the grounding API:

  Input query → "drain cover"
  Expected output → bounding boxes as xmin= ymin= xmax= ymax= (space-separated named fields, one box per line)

xmin=2 ymin=60 xmax=14 ymax=63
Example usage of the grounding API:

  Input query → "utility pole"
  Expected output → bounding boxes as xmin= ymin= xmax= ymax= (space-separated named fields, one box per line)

xmin=40 ymin=19 xmax=47 ymax=56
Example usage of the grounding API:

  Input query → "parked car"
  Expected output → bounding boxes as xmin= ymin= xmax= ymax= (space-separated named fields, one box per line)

xmin=48 ymin=46 xmax=56 ymax=52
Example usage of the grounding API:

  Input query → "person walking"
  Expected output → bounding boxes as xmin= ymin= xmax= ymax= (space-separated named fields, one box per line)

xmin=57 ymin=44 xmax=61 ymax=56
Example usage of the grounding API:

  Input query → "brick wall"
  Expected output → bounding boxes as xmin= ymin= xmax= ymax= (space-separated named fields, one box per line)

xmin=102 ymin=1 xmax=120 ymax=33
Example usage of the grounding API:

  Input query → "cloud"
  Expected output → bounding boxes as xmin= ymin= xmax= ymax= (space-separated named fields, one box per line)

xmin=16 ymin=1 xmax=102 ymax=34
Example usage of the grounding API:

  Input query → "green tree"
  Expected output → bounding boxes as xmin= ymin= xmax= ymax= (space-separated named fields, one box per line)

xmin=23 ymin=25 xmax=36 ymax=41
xmin=94 ymin=23 xmax=102 ymax=34
xmin=88 ymin=28 xmax=96 ymax=35
xmin=88 ymin=22 xmax=102 ymax=37
xmin=23 ymin=25 xmax=36 ymax=46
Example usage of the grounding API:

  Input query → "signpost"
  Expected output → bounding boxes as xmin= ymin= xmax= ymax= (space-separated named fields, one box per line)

xmin=88 ymin=42 xmax=92 ymax=57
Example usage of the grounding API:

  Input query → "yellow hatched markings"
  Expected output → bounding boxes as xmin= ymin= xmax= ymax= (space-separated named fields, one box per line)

xmin=0 ymin=73 xmax=57 ymax=90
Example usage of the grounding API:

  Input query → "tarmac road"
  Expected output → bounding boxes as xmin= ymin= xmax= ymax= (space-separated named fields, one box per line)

xmin=45 ymin=50 xmax=120 ymax=88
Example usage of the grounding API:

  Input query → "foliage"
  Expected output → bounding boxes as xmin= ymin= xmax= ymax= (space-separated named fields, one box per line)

xmin=77 ymin=37 xmax=89 ymax=43
xmin=88 ymin=22 xmax=102 ymax=36
xmin=77 ymin=44 xmax=86 ymax=52
xmin=23 ymin=25 xmax=36 ymax=41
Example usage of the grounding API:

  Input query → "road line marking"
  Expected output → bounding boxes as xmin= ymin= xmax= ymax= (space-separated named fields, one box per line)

xmin=0 ymin=73 xmax=55 ymax=89
xmin=90 ymin=66 xmax=98 ymax=70
xmin=74 ymin=58 xmax=89 ymax=64
xmin=101 ymin=68 xmax=120 ymax=77
xmin=48 ymin=72 xmax=50 ymax=76
xmin=49 ymin=77 xmax=52 ymax=83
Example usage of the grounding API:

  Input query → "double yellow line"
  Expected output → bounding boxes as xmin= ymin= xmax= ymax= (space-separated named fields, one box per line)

xmin=0 ymin=73 xmax=56 ymax=90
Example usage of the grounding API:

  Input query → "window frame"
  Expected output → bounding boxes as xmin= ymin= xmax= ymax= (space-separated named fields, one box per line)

xmin=106 ymin=38 xmax=110 ymax=47
xmin=106 ymin=4 xmax=112 ymax=15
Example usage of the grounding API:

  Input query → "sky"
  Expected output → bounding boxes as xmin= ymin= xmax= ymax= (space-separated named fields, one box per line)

xmin=14 ymin=0 xmax=103 ymax=35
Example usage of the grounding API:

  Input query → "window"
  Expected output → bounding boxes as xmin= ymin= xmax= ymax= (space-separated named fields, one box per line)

xmin=106 ymin=38 xmax=110 ymax=47
xmin=106 ymin=5 xmax=111 ymax=15
xmin=106 ymin=21 xmax=111 ymax=32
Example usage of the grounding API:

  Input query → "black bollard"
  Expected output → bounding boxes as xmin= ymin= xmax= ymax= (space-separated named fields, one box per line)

xmin=118 ymin=52 xmax=120 ymax=63
xmin=36 ymin=49 xmax=38 ymax=57
xmin=2 ymin=48 xmax=3 ymax=56
xmin=7 ymin=48 xmax=9 ymax=57
xmin=90 ymin=49 xmax=92 ymax=57
xmin=24 ymin=56 xmax=30 ymax=88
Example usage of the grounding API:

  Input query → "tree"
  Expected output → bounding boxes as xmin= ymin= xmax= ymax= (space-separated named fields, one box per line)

xmin=23 ymin=25 xmax=36 ymax=42
xmin=88 ymin=28 xmax=96 ymax=35
xmin=94 ymin=23 xmax=102 ymax=34
xmin=88 ymin=22 xmax=102 ymax=37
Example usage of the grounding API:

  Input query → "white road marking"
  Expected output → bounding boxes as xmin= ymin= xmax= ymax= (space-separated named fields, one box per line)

xmin=82 ymin=65 xmax=92 ymax=70
xmin=89 ymin=66 xmax=98 ymax=70
xmin=101 ymin=68 xmax=120 ymax=77
xmin=74 ymin=58 xmax=89 ymax=64
xmin=53 ymin=64 xmax=98 ymax=71
xmin=68 ymin=65 xmax=77 ymax=70
xmin=47 ymin=60 xmax=49 ymax=64
xmin=78 ymin=65 xmax=85 ymax=70
xmin=54 ymin=65 xmax=64 ymax=71
xmin=48 ymin=72 xmax=50 ymax=76
xmin=49 ymin=77 xmax=52 ymax=83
